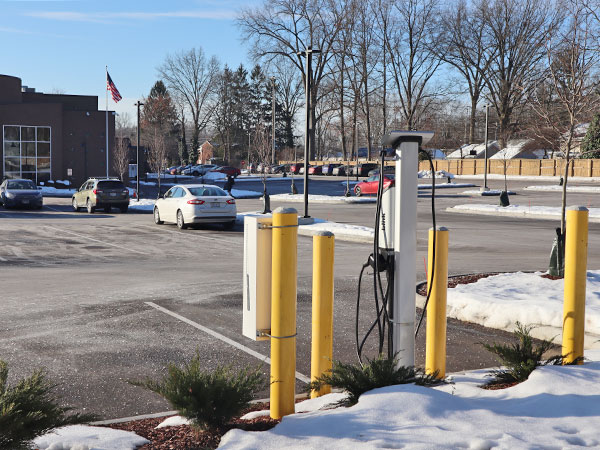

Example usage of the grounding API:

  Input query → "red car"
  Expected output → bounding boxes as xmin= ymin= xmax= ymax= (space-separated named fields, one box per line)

xmin=290 ymin=163 xmax=304 ymax=174
xmin=308 ymin=165 xmax=323 ymax=175
xmin=215 ymin=166 xmax=241 ymax=177
xmin=354 ymin=174 xmax=395 ymax=196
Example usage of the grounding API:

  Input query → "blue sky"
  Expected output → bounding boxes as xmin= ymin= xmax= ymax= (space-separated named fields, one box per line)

xmin=0 ymin=0 xmax=259 ymax=120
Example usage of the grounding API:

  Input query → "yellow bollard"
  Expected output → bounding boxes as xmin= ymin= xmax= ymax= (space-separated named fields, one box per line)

xmin=425 ymin=226 xmax=449 ymax=379
xmin=311 ymin=231 xmax=335 ymax=398
xmin=562 ymin=206 xmax=589 ymax=365
xmin=270 ymin=207 xmax=298 ymax=419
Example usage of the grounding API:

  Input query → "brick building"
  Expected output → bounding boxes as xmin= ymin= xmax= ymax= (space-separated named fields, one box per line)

xmin=0 ymin=74 xmax=115 ymax=185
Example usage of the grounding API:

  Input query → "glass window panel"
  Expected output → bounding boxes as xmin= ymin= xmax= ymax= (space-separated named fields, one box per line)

xmin=22 ymin=158 xmax=36 ymax=172
xmin=23 ymin=142 xmax=36 ymax=158
xmin=4 ymin=141 xmax=20 ymax=157
xmin=37 ymin=127 xmax=50 ymax=142
xmin=4 ymin=158 xmax=20 ymax=171
xmin=22 ymin=127 xmax=35 ymax=141
xmin=37 ymin=142 xmax=50 ymax=157
xmin=21 ymin=172 xmax=35 ymax=181
xmin=37 ymin=172 xmax=50 ymax=183
xmin=4 ymin=126 xmax=19 ymax=141
xmin=37 ymin=158 xmax=50 ymax=170
xmin=5 ymin=172 xmax=20 ymax=179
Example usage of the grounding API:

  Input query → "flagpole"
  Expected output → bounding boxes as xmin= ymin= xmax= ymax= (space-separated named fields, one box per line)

xmin=106 ymin=65 xmax=109 ymax=178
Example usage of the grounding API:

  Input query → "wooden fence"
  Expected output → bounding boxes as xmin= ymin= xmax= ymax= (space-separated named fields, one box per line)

xmin=282 ymin=159 xmax=600 ymax=177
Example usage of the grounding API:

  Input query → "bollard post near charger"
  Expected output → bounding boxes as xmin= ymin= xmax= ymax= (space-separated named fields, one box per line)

xmin=270 ymin=207 xmax=298 ymax=419
xmin=425 ymin=226 xmax=448 ymax=378
xmin=562 ymin=206 xmax=588 ymax=365
xmin=311 ymin=231 xmax=335 ymax=398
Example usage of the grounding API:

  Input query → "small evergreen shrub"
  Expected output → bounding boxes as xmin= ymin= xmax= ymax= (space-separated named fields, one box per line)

xmin=0 ymin=360 xmax=96 ymax=450
xmin=308 ymin=354 xmax=442 ymax=406
xmin=482 ymin=322 xmax=563 ymax=386
xmin=132 ymin=354 xmax=266 ymax=431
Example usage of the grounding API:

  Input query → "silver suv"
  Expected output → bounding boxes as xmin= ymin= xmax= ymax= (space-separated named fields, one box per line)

xmin=72 ymin=177 xmax=129 ymax=213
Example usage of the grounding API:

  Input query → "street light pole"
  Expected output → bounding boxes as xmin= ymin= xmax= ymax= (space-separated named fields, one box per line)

xmin=271 ymin=76 xmax=276 ymax=166
xmin=483 ymin=104 xmax=489 ymax=191
xmin=297 ymin=46 xmax=321 ymax=218
xmin=135 ymin=100 xmax=144 ymax=201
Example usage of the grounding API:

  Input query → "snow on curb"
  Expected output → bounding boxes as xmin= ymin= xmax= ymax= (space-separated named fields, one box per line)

xmin=447 ymin=203 xmax=600 ymax=223
xmin=270 ymin=194 xmax=376 ymax=204
xmin=524 ymin=185 xmax=600 ymax=193
xmin=416 ymin=271 xmax=600 ymax=349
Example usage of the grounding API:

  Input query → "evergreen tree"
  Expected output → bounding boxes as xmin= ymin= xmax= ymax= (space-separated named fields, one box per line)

xmin=580 ymin=113 xmax=600 ymax=159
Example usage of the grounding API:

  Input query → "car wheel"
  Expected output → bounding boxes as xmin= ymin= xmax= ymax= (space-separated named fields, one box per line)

xmin=192 ymin=171 xmax=199 ymax=177
xmin=86 ymin=199 xmax=95 ymax=214
xmin=153 ymin=207 xmax=163 ymax=224
xmin=223 ymin=220 xmax=236 ymax=230
xmin=72 ymin=198 xmax=79 ymax=212
xmin=355 ymin=186 xmax=362 ymax=197
xmin=119 ymin=205 xmax=128 ymax=213
xmin=176 ymin=210 xmax=187 ymax=229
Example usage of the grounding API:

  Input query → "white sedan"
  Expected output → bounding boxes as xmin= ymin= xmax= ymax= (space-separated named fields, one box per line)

xmin=153 ymin=184 xmax=237 ymax=230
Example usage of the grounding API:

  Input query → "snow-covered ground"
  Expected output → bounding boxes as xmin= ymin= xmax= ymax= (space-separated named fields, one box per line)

xmin=34 ymin=424 xmax=149 ymax=450
xmin=448 ymin=203 xmax=600 ymax=222
xmin=419 ymin=270 xmax=600 ymax=347
xmin=462 ymin=189 xmax=516 ymax=195
xmin=525 ymin=184 xmax=600 ymax=193
xmin=270 ymin=194 xmax=376 ymax=204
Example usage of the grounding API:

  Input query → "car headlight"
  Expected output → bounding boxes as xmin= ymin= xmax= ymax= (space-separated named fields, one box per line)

xmin=6 ymin=192 xmax=15 ymax=199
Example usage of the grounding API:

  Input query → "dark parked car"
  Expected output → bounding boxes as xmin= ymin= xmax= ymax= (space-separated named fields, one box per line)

xmin=290 ymin=163 xmax=304 ymax=174
xmin=308 ymin=165 xmax=323 ymax=175
xmin=0 ymin=178 xmax=43 ymax=209
xmin=352 ymin=163 xmax=379 ymax=177
xmin=367 ymin=166 xmax=395 ymax=177
xmin=271 ymin=164 xmax=289 ymax=174
xmin=322 ymin=163 xmax=341 ymax=175
xmin=332 ymin=164 xmax=351 ymax=176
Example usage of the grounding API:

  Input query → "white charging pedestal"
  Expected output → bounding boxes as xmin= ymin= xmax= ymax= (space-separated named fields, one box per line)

xmin=383 ymin=130 xmax=434 ymax=367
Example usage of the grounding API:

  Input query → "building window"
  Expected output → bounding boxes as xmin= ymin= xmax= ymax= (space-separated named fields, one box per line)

xmin=2 ymin=125 xmax=51 ymax=183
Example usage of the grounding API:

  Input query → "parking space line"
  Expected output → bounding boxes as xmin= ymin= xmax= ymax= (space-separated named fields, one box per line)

xmin=145 ymin=301 xmax=311 ymax=384
xmin=45 ymin=226 xmax=149 ymax=255
xmin=0 ymin=255 xmax=7 ymax=261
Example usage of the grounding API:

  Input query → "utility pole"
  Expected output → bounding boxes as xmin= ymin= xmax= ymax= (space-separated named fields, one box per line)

xmin=271 ymin=76 xmax=276 ymax=165
xmin=297 ymin=46 xmax=321 ymax=218
xmin=483 ymin=104 xmax=490 ymax=191
xmin=135 ymin=100 xmax=144 ymax=201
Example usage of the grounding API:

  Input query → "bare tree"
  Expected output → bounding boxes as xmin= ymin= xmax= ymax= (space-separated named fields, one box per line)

xmin=478 ymin=0 xmax=563 ymax=148
xmin=113 ymin=112 xmax=132 ymax=181
xmin=436 ymin=0 xmax=494 ymax=143
xmin=146 ymin=132 xmax=168 ymax=197
xmin=383 ymin=0 xmax=443 ymax=130
xmin=273 ymin=58 xmax=304 ymax=149
xmin=530 ymin=0 xmax=600 ymax=235
xmin=238 ymin=0 xmax=350 ymax=159
xmin=158 ymin=47 xmax=220 ymax=163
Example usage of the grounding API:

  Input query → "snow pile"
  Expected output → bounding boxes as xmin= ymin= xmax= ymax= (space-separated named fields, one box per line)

xmin=39 ymin=186 xmax=76 ymax=196
xmin=299 ymin=218 xmax=374 ymax=242
xmin=525 ymin=185 xmax=600 ymax=193
xmin=203 ymin=171 xmax=226 ymax=181
xmin=436 ymin=271 xmax=600 ymax=345
xmin=34 ymin=425 xmax=149 ymax=450
xmin=219 ymin=353 xmax=600 ymax=449
xmin=448 ymin=203 xmax=600 ymax=222
xmin=418 ymin=169 xmax=454 ymax=179
xmin=127 ymin=199 xmax=156 ymax=212
xmin=270 ymin=194 xmax=376 ymax=204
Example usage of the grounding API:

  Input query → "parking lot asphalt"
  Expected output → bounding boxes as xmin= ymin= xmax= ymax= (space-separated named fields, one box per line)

xmin=1 ymin=176 xmax=599 ymax=419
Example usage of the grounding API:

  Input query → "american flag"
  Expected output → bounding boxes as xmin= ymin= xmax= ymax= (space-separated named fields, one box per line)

xmin=106 ymin=72 xmax=122 ymax=103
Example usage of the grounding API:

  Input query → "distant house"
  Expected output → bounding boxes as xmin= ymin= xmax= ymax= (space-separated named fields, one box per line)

xmin=447 ymin=141 xmax=500 ymax=159
xmin=490 ymin=139 xmax=548 ymax=160
xmin=197 ymin=141 xmax=214 ymax=164
xmin=561 ymin=122 xmax=590 ymax=155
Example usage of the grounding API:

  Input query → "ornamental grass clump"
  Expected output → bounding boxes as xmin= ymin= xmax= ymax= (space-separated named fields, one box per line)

xmin=482 ymin=322 xmax=563 ymax=386
xmin=308 ymin=354 xmax=442 ymax=406
xmin=0 ymin=360 xmax=96 ymax=450
xmin=133 ymin=354 xmax=266 ymax=432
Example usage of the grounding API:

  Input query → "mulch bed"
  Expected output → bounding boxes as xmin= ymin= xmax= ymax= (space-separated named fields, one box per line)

xmin=103 ymin=399 xmax=307 ymax=449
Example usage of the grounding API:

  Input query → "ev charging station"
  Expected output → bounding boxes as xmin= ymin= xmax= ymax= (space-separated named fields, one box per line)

xmin=383 ymin=130 xmax=434 ymax=367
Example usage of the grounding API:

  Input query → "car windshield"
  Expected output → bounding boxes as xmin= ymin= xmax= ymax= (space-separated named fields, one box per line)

xmin=188 ymin=186 xmax=228 ymax=197
xmin=384 ymin=174 xmax=395 ymax=180
xmin=97 ymin=181 xmax=125 ymax=189
xmin=7 ymin=180 xmax=36 ymax=190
